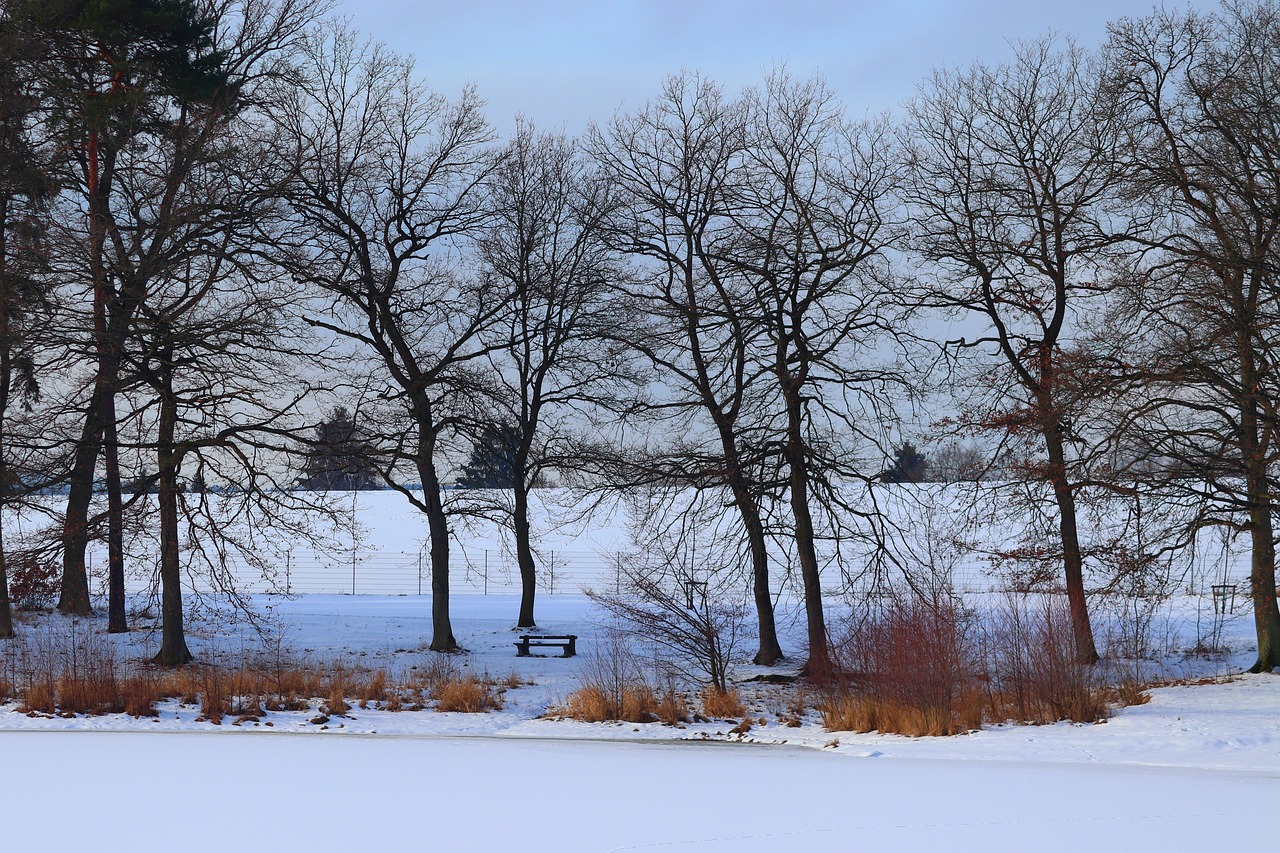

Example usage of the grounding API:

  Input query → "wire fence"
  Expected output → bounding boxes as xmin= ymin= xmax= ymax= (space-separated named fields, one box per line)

xmin=93 ymin=538 xmax=1254 ymax=607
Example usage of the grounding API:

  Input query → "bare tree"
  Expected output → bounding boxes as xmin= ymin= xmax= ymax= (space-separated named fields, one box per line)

xmin=472 ymin=120 xmax=626 ymax=628
xmin=903 ymin=38 xmax=1131 ymax=663
xmin=591 ymin=73 xmax=785 ymax=665
xmin=68 ymin=0 xmax=322 ymax=661
xmin=274 ymin=25 xmax=496 ymax=651
xmin=723 ymin=72 xmax=908 ymax=678
xmin=1105 ymin=2 xmax=1280 ymax=672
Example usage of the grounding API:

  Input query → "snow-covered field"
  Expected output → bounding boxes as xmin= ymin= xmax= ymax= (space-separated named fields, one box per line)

xmin=1 ymin=487 xmax=1274 ymax=851
xmin=1 ymin=592 xmax=1277 ymax=851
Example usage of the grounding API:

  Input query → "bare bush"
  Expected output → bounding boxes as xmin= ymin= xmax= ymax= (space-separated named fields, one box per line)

xmin=822 ymin=597 xmax=986 ymax=737
xmin=590 ymin=545 xmax=746 ymax=692
xmin=559 ymin=628 xmax=658 ymax=723
xmin=981 ymin=592 xmax=1108 ymax=724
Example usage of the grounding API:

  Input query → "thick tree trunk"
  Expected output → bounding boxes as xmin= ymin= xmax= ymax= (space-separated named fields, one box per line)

xmin=1043 ymin=430 xmax=1099 ymax=664
xmin=783 ymin=386 xmax=831 ymax=680
xmin=513 ymin=481 xmax=537 ymax=628
xmin=0 ymin=527 xmax=12 ymax=639
xmin=737 ymin=491 xmax=783 ymax=665
xmin=1244 ymin=463 xmax=1280 ymax=671
xmin=104 ymin=395 xmax=127 ymax=633
xmin=1246 ymin=499 xmax=1280 ymax=672
xmin=416 ymin=421 xmax=456 ymax=651
xmin=59 ymin=400 xmax=100 ymax=615
xmin=153 ymin=362 xmax=191 ymax=666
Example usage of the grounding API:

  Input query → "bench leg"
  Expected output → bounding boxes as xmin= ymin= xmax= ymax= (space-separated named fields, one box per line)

xmin=516 ymin=644 xmax=530 ymax=657
xmin=564 ymin=639 xmax=576 ymax=657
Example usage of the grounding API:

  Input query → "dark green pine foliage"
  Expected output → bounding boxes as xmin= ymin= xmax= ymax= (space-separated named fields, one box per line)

xmin=457 ymin=423 xmax=521 ymax=489
xmin=882 ymin=442 xmax=928 ymax=483
xmin=297 ymin=408 xmax=382 ymax=492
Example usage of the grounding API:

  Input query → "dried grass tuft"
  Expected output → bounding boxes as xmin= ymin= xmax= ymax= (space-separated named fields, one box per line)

xmin=702 ymin=687 xmax=746 ymax=719
xmin=431 ymin=675 xmax=502 ymax=713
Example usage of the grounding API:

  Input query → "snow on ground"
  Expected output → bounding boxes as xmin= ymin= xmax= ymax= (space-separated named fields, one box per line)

xmin=1 ymin=592 xmax=1276 ymax=850
xmin=5 ymin=731 xmax=1276 ymax=852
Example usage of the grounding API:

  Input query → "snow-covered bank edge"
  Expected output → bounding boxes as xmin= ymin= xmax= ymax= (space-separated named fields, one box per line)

xmin=2 ymin=670 xmax=1277 ymax=777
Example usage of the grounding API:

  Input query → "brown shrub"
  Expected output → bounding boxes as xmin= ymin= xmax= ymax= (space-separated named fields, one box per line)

xmin=7 ymin=553 xmax=59 ymax=611
xmin=983 ymin=593 xmax=1109 ymax=724
xmin=822 ymin=597 xmax=987 ymax=737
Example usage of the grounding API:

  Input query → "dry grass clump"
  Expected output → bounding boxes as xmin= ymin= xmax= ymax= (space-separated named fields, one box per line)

xmin=198 ymin=667 xmax=230 ymax=724
xmin=655 ymin=683 xmax=689 ymax=726
xmin=19 ymin=679 xmax=56 ymax=714
xmin=701 ymin=687 xmax=746 ymax=719
xmin=431 ymin=674 xmax=503 ymax=713
xmin=556 ymin=628 xmax=661 ymax=723
xmin=357 ymin=669 xmax=389 ymax=705
xmin=118 ymin=676 xmax=163 ymax=717
xmin=821 ymin=692 xmax=987 ymax=738
xmin=562 ymin=683 xmax=657 ymax=723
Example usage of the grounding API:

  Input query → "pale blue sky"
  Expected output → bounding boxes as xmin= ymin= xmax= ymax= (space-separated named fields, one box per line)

xmin=341 ymin=1 xmax=1213 ymax=134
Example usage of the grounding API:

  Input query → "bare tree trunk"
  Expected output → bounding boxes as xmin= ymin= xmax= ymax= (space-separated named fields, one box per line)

xmin=783 ymin=385 xmax=831 ymax=679
xmin=513 ymin=477 xmax=537 ymax=628
xmin=60 ymin=421 xmax=98 ymax=614
xmin=1044 ymin=430 xmax=1099 ymax=664
xmin=0 ymin=204 xmax=15 ymax=638
xmin=733 ymin=486 xmax=782 ymax=665
xmin=153 ymin=356 xmax=191 ymax=666
xmin=1242 ymin=408 xmax=1280 ymax=672
xmin=0 ymin=526 xmax=12 ymax=639
xmin=417 ymin=420 xmax=456 ymax=651
xmin=103 ymin=391 xmax=127 ymax=633
xmin=1246 ymin=499 xmax=1280 ymax=673
xmin=60 ymin=133 xmax=107 ymax=617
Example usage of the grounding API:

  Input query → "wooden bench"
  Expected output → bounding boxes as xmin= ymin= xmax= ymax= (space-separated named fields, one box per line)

xmin=514 ymin=634 xmax=577 ymax=658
